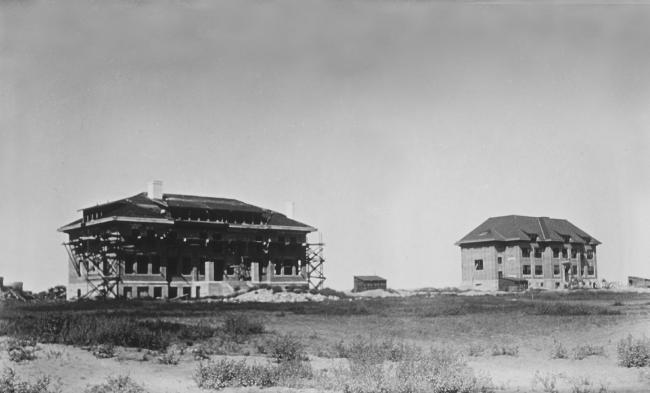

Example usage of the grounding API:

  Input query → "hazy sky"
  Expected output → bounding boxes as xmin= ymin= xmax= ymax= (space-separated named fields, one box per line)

xmin=1 ymin=0 xmax=648 ymax=291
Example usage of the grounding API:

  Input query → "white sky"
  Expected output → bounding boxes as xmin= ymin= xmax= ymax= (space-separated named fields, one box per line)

xmin=1 ymin=0 xmax=648 ymax=291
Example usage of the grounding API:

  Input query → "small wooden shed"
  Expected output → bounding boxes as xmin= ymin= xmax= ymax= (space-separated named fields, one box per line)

xmin=353 ymin=275 xmax=387 ymax=292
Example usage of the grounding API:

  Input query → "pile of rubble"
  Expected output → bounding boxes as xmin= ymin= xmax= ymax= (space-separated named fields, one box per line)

xmin=222 ymin=288 xmax=339 ymax=303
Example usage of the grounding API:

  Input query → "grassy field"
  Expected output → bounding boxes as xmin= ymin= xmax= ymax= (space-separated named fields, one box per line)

xmin=0 ymin=289 xmax=649 ymax=392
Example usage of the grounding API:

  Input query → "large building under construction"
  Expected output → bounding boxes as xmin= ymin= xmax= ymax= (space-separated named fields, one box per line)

xmin=58 ymin=181 xmax=324 ymax=300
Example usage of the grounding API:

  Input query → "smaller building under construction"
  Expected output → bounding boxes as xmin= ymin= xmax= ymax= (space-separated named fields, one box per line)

xmin=58 ymin=181 xmax=325 ymax=300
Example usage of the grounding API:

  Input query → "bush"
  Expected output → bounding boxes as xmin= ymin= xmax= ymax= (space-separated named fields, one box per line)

xmin=318 ymin=288 xmax=348 ymax=298
xmin=85 ymin=375 xmax=146 ymax=393
xmin=491 ymin=344 xmax=518 ymax=356
xmin=467 ymin=343 xmax=485 ymax=357
xmin=91 ymin=344 xmax=115 ymax=359
xmin=267 ymin=334 xmax=306 ymax=363
xmin=0 ymin=367 xmax=59 ymax=393
xmin=222 ymin=315 xmax=265 ymax=339
xmin=157 ymin=345 xmax=184 ymax=365
xmin=573 ymin=344 xmax=605 ymax=360
xmin=327 ymin=349 xmax=492 ymax=393
xmin=550 ymin=340 xmax=568 ymax=359
xmin=7 ymin=338 xmax=39 ymax=363
xmin=194 ymin=358 xmax=311 ymax=389
xmin=271 ymin=286 xmax=284 ymax=294
xmin=617 ymin=335 xmax=650 ymax=367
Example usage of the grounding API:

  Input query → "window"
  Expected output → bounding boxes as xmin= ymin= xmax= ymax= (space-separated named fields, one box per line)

xmin=497 ymin=257 xmax=502 ymax=264
xmin=474 ymin=259 xmax=483 ymax=270
xmin=522 ymin=248 xmax=531 ymax=258
xmin=571 ymin=249 xmax=577 ymax=259
xmin=153 ymin=287 xmax=162 ymax=298
xmin=562 ymin=248 xmax=568 ymax=258
xmin=540 ymin=282 xmax=544 ymax=287
xmin=137 ymin=286 xmax=149 ymax=298
xmin=226 ymin=265 xmax=235 ymax=276
xmin=534 ymin=247 xmax=543 ymax=258
xmin=198 ymin=260 xmax=205 ymax=276
xmin=553 ymin=264 xmax=560 ymax=276
xmin=136 ymin=256 xmax=148 ymax=274
xmin=587 ymin=265 xmax=595 ymax=276
xmin=571 ymin=265 xmax=578 ymax=275
xmin=587 ymin=250 xmax=594 ymax=260
xmin=169 ymin=287 xmax=178 ymax=299
xmin=123 ymin=287 xmax=132 ymax=298
xmin=182 ymin=287 xmax=191 ymax=298
xmin=523 ymin=265 xmax=531 ymax=275
xmin=151 ymin=255 xmax=160 ymax=275
xmin=283 ymin=264 xmax=293 ymax=275
xmin=535 ymin=265 xmax=543 ymax=276
xmin=555 ymin=282 xmax=561 ymax=289
xmin=125 ymin=258 xmax=134 ymax=274
xmin=166 ymin=257 xmax=178 ymax=276
xmin=274 ymin=262 xmax=282 ymax=275
xmin=498 ymin=271 xmax=503 ymax=278
xmin=552 ymin=248 xmax=560 ymax=258
xmin=182 ymin=257 xmax=192 ymax=275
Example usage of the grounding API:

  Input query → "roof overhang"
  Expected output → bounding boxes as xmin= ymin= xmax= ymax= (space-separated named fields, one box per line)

xmin=58 ymin=216 xmax=175 ymax=232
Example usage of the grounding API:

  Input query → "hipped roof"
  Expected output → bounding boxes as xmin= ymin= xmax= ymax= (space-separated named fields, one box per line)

xmin=456 ymin=215 xmax=600 ymax=246
xmin=61 ymin=192 xmax=315 ymax=232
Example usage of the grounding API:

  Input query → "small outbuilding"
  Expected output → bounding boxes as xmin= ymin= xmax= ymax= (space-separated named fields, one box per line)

xmin=628 ymin=276 xmax=650 ymax=288
xmin=353 ymin=275 xmax=387 ymax=292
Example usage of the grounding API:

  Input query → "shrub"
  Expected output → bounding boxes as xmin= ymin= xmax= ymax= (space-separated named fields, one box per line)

xmin=617 ymin=335 xmax=650 ymax=367
xmin=491 ymin=344 xmax=518 ymax=356
xmin=0 ymin=367 xmax=59 ymax=393
xmin=271 ymin=286 xmax=284 ymax=294
xmin=222 ymin=315 xmax=265 ymax=339
xmin=467 ymin=343 xmax=485 ymax=357
xmin=573 ymin=344 xmax=605 ymax=360
xmin=85 ymin=375 xmax=146 ymax=393
xmin=550 ymin=340 xmax=568 ymax=359
xmin=328 ymin=349 xmax=492 ymax=393
xmin=7 ymin=338 xmax=39 ymax=363
xmin=533 ymin=371 xmax=559 ymax=393
xmin=157 ymin=345 xmax=184 ymax=365
xmin=91 ymin=344 xmax=115 ymax=359
xmin=318 ymin=288 xmax=348 ymax=298
xmin=267 ymin=334 xmax=306 ymax=363
xmin=194 ymin=358 xmax=311 ymax=389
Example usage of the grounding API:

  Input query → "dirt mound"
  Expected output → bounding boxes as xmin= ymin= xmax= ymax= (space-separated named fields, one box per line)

xmin=224 ymin=288 xmax=339 ymax=303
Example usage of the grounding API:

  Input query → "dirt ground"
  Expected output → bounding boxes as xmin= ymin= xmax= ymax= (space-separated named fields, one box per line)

xmin=1 ymin=292 xmax=649 ymax=392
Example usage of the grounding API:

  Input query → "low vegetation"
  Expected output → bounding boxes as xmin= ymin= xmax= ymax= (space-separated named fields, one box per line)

xmin=573 ymin=344 xmax=605 ymax=360
xmin=7 ymin=337 xmax=39 ymax=362
xmin=0 ymin=314 xmax=217 ymax=351
xmin=617 ymin=335 xmax=650 ymax=367
xmin=84 ymin=375 xmax=146 ymax=393
xmin=334 ymin=336 xmax=417 ymax=363
xmin=0 ymin=367 xmax=59 ymax=393
xmin=195 ymin=358 xmax=312 ymax=390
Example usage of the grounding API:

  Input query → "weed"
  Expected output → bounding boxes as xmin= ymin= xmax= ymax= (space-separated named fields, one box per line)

xmin=325 ymin=349 xmax=492 ymax=393
xmin=617 ymin=335 xmax=650 ymax=367
xmin=157 ymin=345 xmax=184 ymax=365
xmin=222 ymin=314 xmax=265 ymax=339
xmin=84 ymin=375 xmax=146 ymax=393
xmin=550 ymin=340 xmax=568 ymax=359
xmin=267 ymin=334 xmax=306 ymax=363
xmin=573 ymin=344 xmax=605 ymax=360
xmin=533 ymin=371 xmax=559 ymax=393
xmin=336 ymin=336 xmax=417 ymax=364
xmin=467 ymin=343 xmax=485 ymax=357
xmin=0 ymin=367 xmax=59 ymax=393
xmin=491 ymin=344 xmax=518 ymax=356
xmin=531 ymin=303 xmax=619 ymax=316
xmin=194 ymin=358 xmax=311 ymax=389
xmin=91 ymin=344 xmax=115 ymax=359
xmin=7 ymin=338 xmax=39 ymax=362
